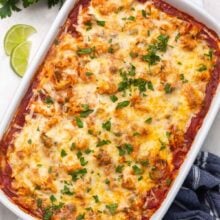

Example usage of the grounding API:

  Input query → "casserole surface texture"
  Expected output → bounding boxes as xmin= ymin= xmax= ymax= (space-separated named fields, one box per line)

xmin=0 ymin=0 xmax=220 ymax=219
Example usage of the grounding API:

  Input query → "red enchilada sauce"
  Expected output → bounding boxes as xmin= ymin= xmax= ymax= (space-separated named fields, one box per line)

xmin=0 ymin=0 xmax=219 ymax=219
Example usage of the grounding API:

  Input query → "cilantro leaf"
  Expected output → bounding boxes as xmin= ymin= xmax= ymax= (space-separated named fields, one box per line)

xmin=0 ymin=0 xmax=20 ymax=19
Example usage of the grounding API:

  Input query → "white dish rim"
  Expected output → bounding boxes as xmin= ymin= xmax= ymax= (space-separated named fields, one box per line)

xmin=0 ymin=0 xmax=219 ymax=220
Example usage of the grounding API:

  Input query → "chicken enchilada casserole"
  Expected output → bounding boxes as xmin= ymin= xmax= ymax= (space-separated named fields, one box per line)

xmin=0 ymin=0 xmax=220 ymax=219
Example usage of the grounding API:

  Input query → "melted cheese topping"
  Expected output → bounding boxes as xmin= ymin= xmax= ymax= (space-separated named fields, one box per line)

xmin=4 ymin=0 xmax=217 ymax=219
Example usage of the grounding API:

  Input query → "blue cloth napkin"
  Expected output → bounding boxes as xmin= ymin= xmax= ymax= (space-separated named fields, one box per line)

xmin=164 ymin=151 xmax=220 ymax=220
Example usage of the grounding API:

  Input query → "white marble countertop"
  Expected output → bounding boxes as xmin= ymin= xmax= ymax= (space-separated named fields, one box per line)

xmin=0 ymin=0 xmax=220 ymax=219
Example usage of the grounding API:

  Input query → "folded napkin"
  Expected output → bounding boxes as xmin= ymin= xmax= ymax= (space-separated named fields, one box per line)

xmin=165 ymin=151 xmax=220 ymax=220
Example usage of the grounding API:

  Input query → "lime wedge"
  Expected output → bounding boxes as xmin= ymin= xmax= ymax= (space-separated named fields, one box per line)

xmin=4 ymin=24 xmax=36 ymax=56
xmin=10 ymin=41 xmax=31 ymax=77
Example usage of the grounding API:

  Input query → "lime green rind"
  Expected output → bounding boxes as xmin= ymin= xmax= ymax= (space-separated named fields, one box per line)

xmin=10 ymin=41 xmax=31 ymax=77
xmin=4 ymin=24 xmax=36 ymax=56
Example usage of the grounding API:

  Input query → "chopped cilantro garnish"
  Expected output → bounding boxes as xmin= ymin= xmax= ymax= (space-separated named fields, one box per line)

xmin=116 ymin=101 xmax=130 ymax=109
xmin=106 ymin=203 xmax=118 ymax=215
xmin=76 ymin=151 xmax=88 ymax=166
xmin=85 ymin=207 xmax=93 ymax=211
xmin=124 ymin=143 xmax=133 ymax=154
xmin=166 ymin=131 xmax=171 ymax=138
xmin=43 ymin=209 xmax=53 ymax=220
xmin=128 ymin=64 xmax=136 ymax=76
xmin=76 ymin=213 xmax=85 ymax=220
xmin=108 ymin=46 xmax=114 ymax=54
xmin=70 ymin=143 xmax=76 ymax=151
xmin=85 ymin=72 xmax=93 ymax=76
xmin=142 ymin=9 xmax=147 ymax=18
xmin=147 ymin=81 xmax=154 ymax=91
xmin=75 ymin=117 xmax=83 ymax=128
xmin=61 ymin=149 xmax=67 ymax=158
xmin=43 ymin=203 xmax=64 ymax=220
xmin=115 ymin=165 xmax=124 ymax=173
xmin=145 ymin=117 xmax=152 ymax=124
xmin=77 ymin=47 xmax=94 ymax=55
xmin=50 ymin=195 xmax=56 ymax=203
xmin=44 ymin=96 xmax=54 ymax=105
xmin=205 ymin=50 xmax=213 ymax=60
xmin=159 ymin=140 xmax=166 ymax=151
xmin=96 ymin=139 xmax=111 ymax=147
xmin=117 ymin=147 xmax=126 ymax=156
xmin=180 ymin=74 xmax=188 ymax=83
xmin=175 ymin=32 xmax=181 ymax=42
xmin=132 ymin=165 xmax=143 ymax=175
xmin=197 ymin=64 xmax=207 ymax=72
xmin=138 ymin=176 xmax=143 ymax=181
xmin=80 ymin=109 xmax=94 ymax=118
xmin=96 ymin=20 xmax=105 ymax=27
xmin=79 ymin=157 xmax=88 ymax=166
xmin=61 ymin=185 xmax=74 ymax=195
xmin=69 ymin=168 xmax=87 ymax=181
xmin=128 ymin=15 xmax=135 ymax=21
xmin=110 ymin=95 xmax=118 ymax=103
xmin=157 ymin=34 xmax=169 ymax=52
xmin=140 ymin=160 xmax=149 ymax=167
xmin=118 ymin=78 xmax=129 ymax=92
xmin=117 ymin=143 xmax=133 ymax=156
xmin=102 ymin=120 xmax=111 ymax=131
xmin=133 ymin=78 xmax=147 ymax=92
xmin=143 ymin=34 xmax=169 ymax=65
xmin=164 ymin=83 xmax=174 ymax=94
xmin=85 ymin=148 xmax=93 ymax=154
xmin=133 ymin=132 xmax=141 ymax=136
xmin=142 ymin=51 xmax=161 ymax=65
xmin=105 ymin=179 xmax=110 ymax=184
xmin=77 ymin=151 xmax=83 ymax=158
xmin=93 ymin=195 xmax=100 ymax=203
xmin=88 ymin=129 xmax=94 ymax=135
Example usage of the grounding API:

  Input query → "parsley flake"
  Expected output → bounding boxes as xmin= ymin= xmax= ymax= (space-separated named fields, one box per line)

xmin=115 ymin=165 xmax=124 ymax=173
xmin=145 ymin=117 xmax=152 ymax=124
xmin=93 ymin=195 xmax=100 ymax=203
xmin=61 ymin=185 xmax=74 ymax=195
xmin=197 ymin=64 xmax=207 ymax=72
xmin=96 ymin=20 xmax=105 ymax=27
xmin=61 ymin=149 xmax=67 ymax=158
xmin=106 ymin=203 xmax=118 ymax=215
xmin=132 ymin=165 xmax=143 ymax=175
xmin=164 ymin=83 xmax=174 ymax=94
xmin=110 ymin=95 xmax=118 ymax=103
xmin=76 ymin=214 xmax=85 ymax=220
xmin=116 ymin=101 xmax=130 ymax=109
xmin=77 ymin=47 xmax=94 ymax=55
xmin=142 ymin=10 xmax=147 ymax=18
xmin=44 ymin=96 xmax=54 ymax=105
xmin=102 ymin=120 xmax=111 ymax=131
xmin=75 ymin=117 xmax=83 ymax=128
xmin=96 ymin=139 xmax=111 ymax=147
xmin=69 ymin=168 xmax=87 ymax=181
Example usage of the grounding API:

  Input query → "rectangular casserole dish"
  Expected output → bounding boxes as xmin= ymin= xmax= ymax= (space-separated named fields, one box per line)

xmin=0 ymin=0 xmax=220 ymax=219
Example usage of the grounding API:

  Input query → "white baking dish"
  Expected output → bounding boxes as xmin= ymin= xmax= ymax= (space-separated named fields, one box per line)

xmin=0 ymin=0 xmax=220 ymax=219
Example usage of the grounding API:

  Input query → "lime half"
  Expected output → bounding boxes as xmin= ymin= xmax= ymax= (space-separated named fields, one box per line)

xmin=11 ymin=41 xmax=31 ymax=77
xmin=4 ymin=24 xmax=36 ymax=56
